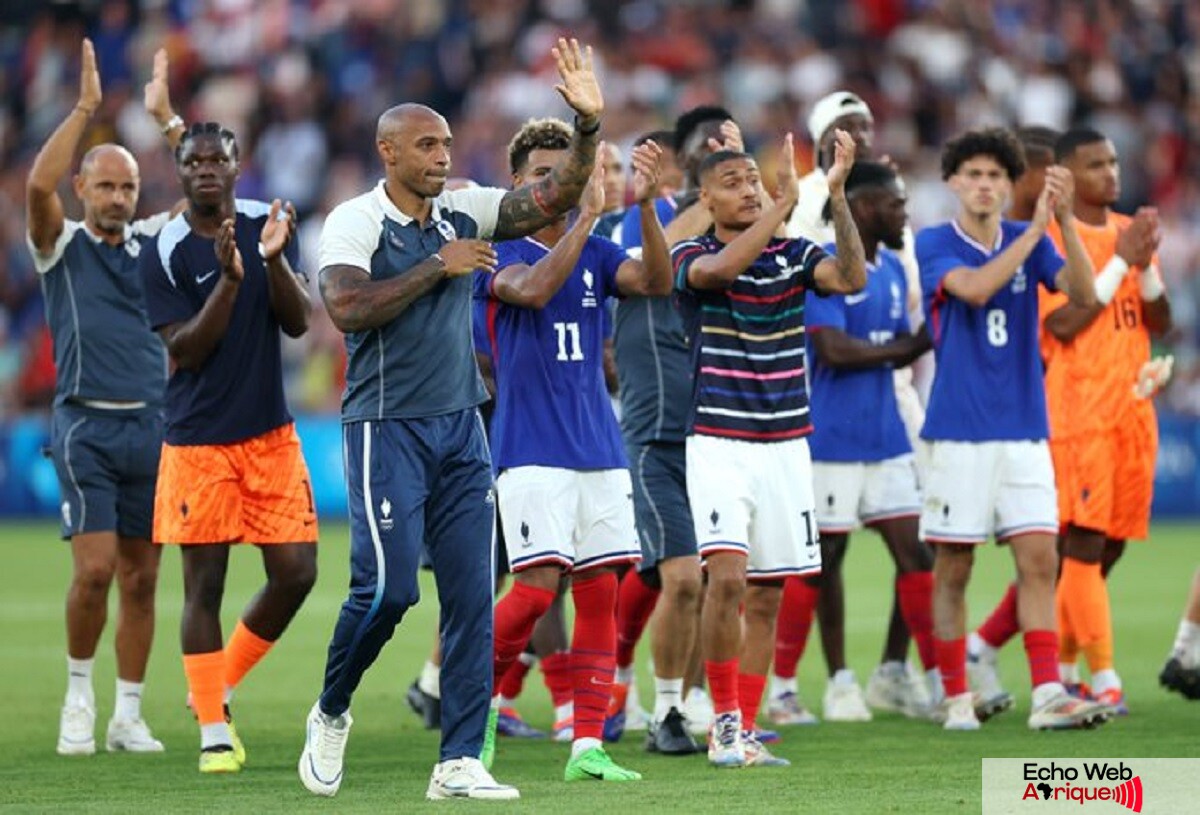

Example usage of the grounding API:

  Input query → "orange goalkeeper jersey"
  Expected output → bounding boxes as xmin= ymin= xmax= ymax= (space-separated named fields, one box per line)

xmin=1041 ymin=213 xmax=1156 ymax=440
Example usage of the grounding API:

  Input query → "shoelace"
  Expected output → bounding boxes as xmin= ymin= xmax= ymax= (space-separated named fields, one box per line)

xmin=317 ymin=717 xmax=348 ymax=759
xmin=714 ymin=715 xmax=739 ymax=746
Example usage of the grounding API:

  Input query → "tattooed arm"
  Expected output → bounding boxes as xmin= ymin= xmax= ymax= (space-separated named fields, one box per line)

xmin=813 ymin=130 xmax=866 ymax=295
xmin=493 ymin=37 xmax=604 ymax=240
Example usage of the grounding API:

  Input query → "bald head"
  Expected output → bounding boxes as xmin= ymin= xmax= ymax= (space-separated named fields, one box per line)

xmin=79 ymin=144 xmax=138 ymax=178
xmin=74 ymin=143 xmax=140 ymax=235
xmin=377 ymin=104 xmax=446 ymax=143
xmin=375 ymin=103 xmax=454 ymax=206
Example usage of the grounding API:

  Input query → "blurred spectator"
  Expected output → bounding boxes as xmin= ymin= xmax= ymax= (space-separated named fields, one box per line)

xmin=0 ymin=0 xmax=1196 ymax=415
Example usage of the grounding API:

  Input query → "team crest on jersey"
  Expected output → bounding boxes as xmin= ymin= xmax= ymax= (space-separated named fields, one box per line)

xmin=435 ymin=219 xmax=457 ymax=242
xmin=581 ymin=268 xmax=597 ymax=308
xmin=890 ymin=281 xmax=903 ymax=319
xmin=386 ymin=230 xmax=405 ymax=250
xmin=1011 ymin=264 xmax=1027 ymax=293
xmin=124 ymin=240 xmax=141 ymax=259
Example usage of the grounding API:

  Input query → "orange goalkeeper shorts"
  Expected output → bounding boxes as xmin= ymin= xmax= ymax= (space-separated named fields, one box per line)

xmin=1051 ymin=406 xmax=1157 ymax=541
xmin=153 ymin=422 xmax=318 ymax=545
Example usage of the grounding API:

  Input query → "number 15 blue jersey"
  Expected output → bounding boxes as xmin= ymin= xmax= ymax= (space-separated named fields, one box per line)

xmin=917 ymin=220 xmax=1063 ymax=442
xmin=474 ymin=235 xmax=628 ymax=471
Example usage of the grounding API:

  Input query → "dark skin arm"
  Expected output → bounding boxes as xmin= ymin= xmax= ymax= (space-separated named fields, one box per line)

xmin=810 ymin=324 xmax=931 ymax=371
xmin=261 ymin=200 xmax=311 ymax=337
xmin=320 ymin=239 xmax=497 ymax=333
xmin=160 ymin=218 xmax=242 ymax=371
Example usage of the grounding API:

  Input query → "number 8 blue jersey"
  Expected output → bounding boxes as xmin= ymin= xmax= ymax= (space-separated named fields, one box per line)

xmin=474 ymin=235 xmax=628 ymax=470
xmin=917 ymin=220 xmax=1064 ymax=442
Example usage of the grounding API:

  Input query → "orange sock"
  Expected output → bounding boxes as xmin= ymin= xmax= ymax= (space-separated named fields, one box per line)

xmin=1056 ymin=581 xmax=1079 ymax=663
xmin=1060 ymin=557 xmax=1113 ymax=673
xmin=224 ymin=620 xmax=275 ymax=690
xmin=183 ymin=650 xmax=226 ymax=726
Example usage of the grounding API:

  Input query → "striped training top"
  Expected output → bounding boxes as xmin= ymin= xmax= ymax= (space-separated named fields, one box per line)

xmin=672 ymin=232 xmax=828 ymax=442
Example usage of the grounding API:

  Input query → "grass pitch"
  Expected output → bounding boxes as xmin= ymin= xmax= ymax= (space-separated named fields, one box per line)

xmin=1 ymin=521 xmax=1197 ymax=813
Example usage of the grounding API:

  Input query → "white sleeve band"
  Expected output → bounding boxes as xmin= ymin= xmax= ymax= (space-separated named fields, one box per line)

xmin=1093 ymin=256 xmax=1128 ymax=305
xmin=1140 ymin=263 xmax=1165 ymax=301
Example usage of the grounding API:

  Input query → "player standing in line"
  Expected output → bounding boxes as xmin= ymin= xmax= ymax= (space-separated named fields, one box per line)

xmin=1040 ymin=128 xmax=1169 ymax=712
xmin=673 ymin=130 xmax=866 ymax=767
xmin=480 ymin=119 xmax=671 ymax=781
xmin=301 ymin=39 xmax=603 ymax=801
xmin=915 ymin=127 xmax=1108 ymax=731
xmin=771 ymin=91 xmax=929 ymax=724
xmin=964 ymin=126 xmax=1060 ymax=709
xmin=803 ymin=161 xmax=939 ymax=720
xmin=140 ymin=121 xmax=319 ymax=772
xmin=592 ymin=142 xmax=627 ymax=240
xmin=30 ymin=39 xmax=173 ymax=757
xmin=610 ymin=109 xmax=747 ymax=745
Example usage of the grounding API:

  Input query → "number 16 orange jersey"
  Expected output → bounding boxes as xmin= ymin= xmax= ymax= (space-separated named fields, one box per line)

xmin=1041 ymin=214 xmax=1157 ymax=441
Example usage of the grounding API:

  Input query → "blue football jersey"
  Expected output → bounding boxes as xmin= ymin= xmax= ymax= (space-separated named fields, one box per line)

xmin=917 ymin=220 xmax=1064 ymax=442
xmin=475 ymin=235 xmax=628 ymax=470
xmin=807 ymin=249 xmax=912 ymax=462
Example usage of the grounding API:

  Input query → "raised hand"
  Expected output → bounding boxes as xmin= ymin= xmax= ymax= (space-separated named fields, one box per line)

xmin=630 ymin=139 xmax=664 ymax=204
xmin=579 ymin=144 xmax=607 ymax=218
xmin=1116 ymin=216 xmax=1156 ymax=268
xmin=216 ymin=219 xmax=244 ymax=282
xmin=773 ymin=132 xmax=800 ymax=207
xmin=825 ymin=129 xmax=857 ymax=194
xmin=439 ymin=239 xmax=498 ymax=277
xmin=259 ymin=199 xmax=296 ymax=261
xmin=706 ymin=120 xmax=744 ymax=153
xmin=143 ymin=47 xmax=173 ymax=124
xmin=78 ymin=39 xmax=102 ymax=116
xmin=1030 ymin=184 xmax=1053 ymax=234
xmin=551 ymin=37 xmax=603 ymax=121
xmin=1044 ymin=166 xmax=1075 ymax=223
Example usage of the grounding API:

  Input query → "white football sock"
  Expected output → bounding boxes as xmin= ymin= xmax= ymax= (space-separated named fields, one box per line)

xmin=653 ymin=677 xmax=683 ymax=721
xmin=114 ymin=679 xmax=144 ymax=721
xmin=66 ymin=656 xmax=94 ymax=707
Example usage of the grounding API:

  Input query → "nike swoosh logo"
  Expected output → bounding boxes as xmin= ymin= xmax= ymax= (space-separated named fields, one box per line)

xmin=582 ymin=769 xmax=604 ymax=779
xmin=844 ymin=292 xmax=869 ymax=305
xmin=196 ymin=270 xmax=217 ymax=285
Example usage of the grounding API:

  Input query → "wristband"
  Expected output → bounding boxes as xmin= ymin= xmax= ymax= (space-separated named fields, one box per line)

xmin=432 ymin=252 xmax=447 ymax=269
xmin=1093 ymin=256 xmax=1128 ymax=305
xmin=257 ymin=242 xmax=270 ymax=260
xmin=160 ymin=114 xmax=184 ymax=135
xmin=575 ymin=115 xmax=601 ymax=136
xmin=1139 ymin=263 xmax=1165 ymax=301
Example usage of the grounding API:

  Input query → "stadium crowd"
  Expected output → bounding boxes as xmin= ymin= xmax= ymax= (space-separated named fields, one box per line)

xmin=1 ymin=0 xmax=1198 ymax=417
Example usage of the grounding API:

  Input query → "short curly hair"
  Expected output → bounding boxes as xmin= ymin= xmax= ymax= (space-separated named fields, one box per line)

xmin=507 ymin=117 xmax=573 ymax=175
xmin=940 ymin=127 xmax=1025 ymax=181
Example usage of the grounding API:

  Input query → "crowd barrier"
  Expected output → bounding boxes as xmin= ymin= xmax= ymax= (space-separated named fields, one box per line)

xmin=1 ymin=412 xmax=1198 ymax=520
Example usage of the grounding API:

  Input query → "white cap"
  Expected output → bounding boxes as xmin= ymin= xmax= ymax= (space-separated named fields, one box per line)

xmin=807 ymin=91 xmax=872 ymax=143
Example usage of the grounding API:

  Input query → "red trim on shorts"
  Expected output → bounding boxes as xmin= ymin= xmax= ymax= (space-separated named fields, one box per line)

xmin=923 ymin=535 xmax=987 ymax=546
xmin=508 ymin=553 xmax=573 ymax=573
xmin=863 ymin=510 xmax=921 ymax=527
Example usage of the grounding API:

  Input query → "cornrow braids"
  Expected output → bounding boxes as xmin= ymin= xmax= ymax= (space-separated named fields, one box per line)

xmin=175 ymin=122 xmax=240 ymax=163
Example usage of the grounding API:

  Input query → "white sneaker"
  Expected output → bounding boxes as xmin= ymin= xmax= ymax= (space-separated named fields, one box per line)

xmin=866 ymin=662 xmax=932 ymax=716
xmin=57 ymin=702 xmax=95 ymax=756
xmin=941 ymin=692 xmax=981 ymax=731
xmin=298 ymin=702 xmax=352 ymax=797
xmin=766 ymin=691 xmax=819 ymax=725
xmin=1028 ymin=692 xmax=1110 ymax=731
xmin=623 ymin=682 xmax=652 ymax=731
xmin=106 ymin=717 xmax=164 ymax=752
xmin=967 ymin=650 xmax=1006 ymax=701
xmin=683 ymin=688 xmax=715 ymax=737
xmin=706 ymin=711 xmax=745 ymax=768
xmin=426 ymin=757 xmax=519 ymax=800
xmin=822 ymin=674 xmax=872 ymax=722
xmin=741 ymin=730 xmax=789 ymax=767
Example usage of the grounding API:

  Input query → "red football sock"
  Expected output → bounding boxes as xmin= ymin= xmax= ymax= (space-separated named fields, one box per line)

xmin=1024 ymin=630 xmax=1060 ymax=689
xmin=498 ymin=652 xmax=535 ymax=701
xmin=492 ymin=582 xmax=556 ymax=693
xmin=570 ymin=570 xmax=619 ymax=741
xmin=615 ymin=569 xmax=660 ymax=669
xmin=773 ymin=577 xmax=818 ymax=679
xmin=705 ymin=658 xmax=740 ymax=716
xmin=540 ymin=651 xmax=573 ymax=708
xmin=977 ymin=582 xmax=1020 ymax=649
xmin=896 ymin=571 xmax=936 ymax=671
xmin=738 ymin=673 xmax=767 ymax=732
xmin=936 ymin=637 xmax=968 ymax=697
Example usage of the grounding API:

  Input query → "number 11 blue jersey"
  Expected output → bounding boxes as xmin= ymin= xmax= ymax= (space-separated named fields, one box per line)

xmin=474 ymin=235 xmax=628 ymax=470
xmin=917 ymin=219 xmax=1064 ymax=442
